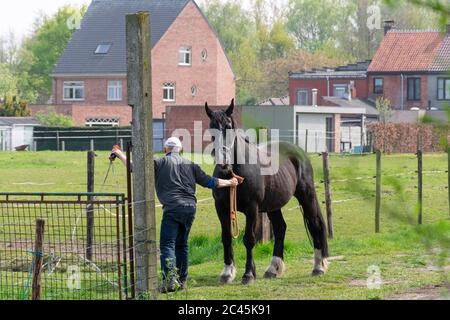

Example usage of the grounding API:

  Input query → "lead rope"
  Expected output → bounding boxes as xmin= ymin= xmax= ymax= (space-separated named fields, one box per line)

xmin=229 ymin=173 xmax=244 ymax=239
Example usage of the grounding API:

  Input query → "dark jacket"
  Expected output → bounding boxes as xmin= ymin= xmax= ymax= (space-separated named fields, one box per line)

xmin=154 ymin=153 xmax=217 ymax=211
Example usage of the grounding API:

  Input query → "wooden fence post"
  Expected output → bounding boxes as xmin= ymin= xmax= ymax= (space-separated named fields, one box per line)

xmin=322 ymin=152 xmax=333 ymax=239
xmin=375 ymin=149 xmax=381 ymax=233
xmin=417 ymin=149 xmax=423 ymax=225
xmin=32 ymin=219 xmax=45 ymax=300
xmin=255 ymin=212 xmax=273 ymax=243
xmin=127 ymin=11 xmax=157 ymax=299
xmin=305 ymin=129 xmax=309 ymax=153
xmin=86 ymin=151 xmax=95 ymax=261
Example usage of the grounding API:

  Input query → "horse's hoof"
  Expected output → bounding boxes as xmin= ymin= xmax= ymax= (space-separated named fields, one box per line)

xmin=311 ymin=269 xmax=325 ymax=277
xmin=241 ymin=274 xmax=255 ymax=285
xmin=219 ymin=264 xmax=236 ymax=284
xmin=263 ymin=271 xmax=277 ymax=279
xmin=264 ymin=256 xmax=285 ymax=279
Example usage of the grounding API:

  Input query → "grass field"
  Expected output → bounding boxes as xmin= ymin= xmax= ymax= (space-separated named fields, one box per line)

xmin=0 ymin=151 xmax=449 ymax=300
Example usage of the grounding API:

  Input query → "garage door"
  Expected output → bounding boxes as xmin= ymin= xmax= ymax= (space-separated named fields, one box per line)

xmin=296 ymin=114 xmax=333 ymax=153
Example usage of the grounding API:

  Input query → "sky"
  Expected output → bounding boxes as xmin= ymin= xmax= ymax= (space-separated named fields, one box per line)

xmin=0 ymin=0 xmax=210 ymax=40
xmin=0 ymin=0 xmax=285 ymax=41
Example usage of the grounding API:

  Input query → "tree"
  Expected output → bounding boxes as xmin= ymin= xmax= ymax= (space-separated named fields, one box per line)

xmin=0 ymin=64 xmax=18 ymax=99
xmin=0 ymin=96 xmax=31 ymax=117
xmin=375 ymin=97 xmax=393 ymax=124
xmin=16 ymin=5 xmax=87 ymax=103
xmin=286 ymin=0 xmax=347 ymax=52
xmin=34 ymin=107 xmax=74 ymax=127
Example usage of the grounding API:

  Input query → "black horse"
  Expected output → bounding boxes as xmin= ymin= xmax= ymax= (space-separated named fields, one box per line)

xmin=205 ymin=99 xmax=329 ymax=285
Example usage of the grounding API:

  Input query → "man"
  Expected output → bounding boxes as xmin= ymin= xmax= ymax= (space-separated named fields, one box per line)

xmin=112 ymin=137 xmax=239 ymax=293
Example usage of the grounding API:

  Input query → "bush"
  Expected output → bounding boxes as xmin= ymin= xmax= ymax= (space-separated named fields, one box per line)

xmin=34 ymin=107 xmax=74 ymax=127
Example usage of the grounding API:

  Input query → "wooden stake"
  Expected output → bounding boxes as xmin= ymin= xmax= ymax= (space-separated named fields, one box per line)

xmin=322 ymin=152 xmax=333 ymax=239
xmin=32 ymin=219 xmax=45 ymax=300
xmin=86 ymin=151 xmax=95 ymax=261
xmin=126 ymin=12 xmax=157 ymax=299
xmin=417 ymin=149 xmax=423 ymax=225
xmin=375 ymin=150 xmax=381 ymax=233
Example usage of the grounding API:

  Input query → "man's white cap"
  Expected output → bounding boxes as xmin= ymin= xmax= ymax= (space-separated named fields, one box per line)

xmin=164 ymin=137 xmax=183 ymax=149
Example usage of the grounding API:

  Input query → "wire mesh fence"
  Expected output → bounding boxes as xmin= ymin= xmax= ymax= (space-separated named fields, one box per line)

xmin=0 ymin=193 xmax=132 ymax=300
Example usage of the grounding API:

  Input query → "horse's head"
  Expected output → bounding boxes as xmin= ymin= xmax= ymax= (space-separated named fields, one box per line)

xmin=205 ymin=99 xmax=235 ymax=170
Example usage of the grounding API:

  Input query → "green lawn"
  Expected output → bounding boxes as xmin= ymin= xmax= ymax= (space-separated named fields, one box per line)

xmin=0 ymin=151 xmax=449 ymax=300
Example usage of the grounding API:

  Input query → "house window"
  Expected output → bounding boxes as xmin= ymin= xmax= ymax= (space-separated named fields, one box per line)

xmin=179 ymin=47 xmax=191 ymax=66
xmin=407 ymin=78 xmax=421 ymax=101
xmin=437 ymin=78 xmax=450 ymax=100
xmin=333 ymin=84 xmax=347 ymax=98
xmin=86 ymin=118 xmax=119 ymax=127
xmin=95 ymin=43 xmax=112 ymax=54
xmin=373 ymin=78 xmax=384 ymax=94
xmin=296 ymin=89 xmax=309 ymax=105
xmin=63 ymin=81 xmax=84 ymax=101
xmin=163 ymin=83 xmax=175 ymax=102
xmin=108 ymin=80 xmax=122 ymax=101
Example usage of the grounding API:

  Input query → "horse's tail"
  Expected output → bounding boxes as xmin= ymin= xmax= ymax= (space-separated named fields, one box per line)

xmin=295 ymin=160 xmax=329 ymax=258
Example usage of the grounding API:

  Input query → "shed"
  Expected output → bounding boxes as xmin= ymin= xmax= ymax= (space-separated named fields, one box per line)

xmin=0 ymin=118 xmax=40 ymax=151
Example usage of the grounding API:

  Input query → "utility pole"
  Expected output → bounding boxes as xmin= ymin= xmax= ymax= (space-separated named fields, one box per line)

xmin=126 ymin=11 xmax=157 ymax=299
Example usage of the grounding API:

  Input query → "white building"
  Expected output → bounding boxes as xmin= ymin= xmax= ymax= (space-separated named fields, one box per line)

xmin=0 ymin=118 xmax=40 ymax=151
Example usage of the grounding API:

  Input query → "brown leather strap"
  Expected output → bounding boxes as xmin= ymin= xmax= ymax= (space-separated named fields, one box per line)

xmin=229 ymin=173 xmax=244 ymax=239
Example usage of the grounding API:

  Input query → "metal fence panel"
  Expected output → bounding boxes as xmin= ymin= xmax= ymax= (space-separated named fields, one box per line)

xmin=0 ymin=193 xmax=131 ymax=300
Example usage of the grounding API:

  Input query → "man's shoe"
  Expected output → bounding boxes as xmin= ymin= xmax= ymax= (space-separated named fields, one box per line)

xmin=159 ymin=279 xmax=180 ymax=294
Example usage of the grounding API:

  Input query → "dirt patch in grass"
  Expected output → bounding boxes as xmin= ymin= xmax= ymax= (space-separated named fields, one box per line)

xmin=387 ymin=284 xmax=449 ymax=300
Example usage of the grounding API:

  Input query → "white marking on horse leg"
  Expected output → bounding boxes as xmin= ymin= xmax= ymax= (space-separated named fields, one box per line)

xmin=313 ymin=249 xmax=328 ymax=275
xmin=220 ymin=264 xmax=237 ymax=284
xmin=264 ymin=256 xmax=286 ymax=278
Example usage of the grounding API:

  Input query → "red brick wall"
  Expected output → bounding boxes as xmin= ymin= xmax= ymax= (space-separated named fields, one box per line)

xmin=165 ymin=105 xmax=242 ymax=151
xmin=289 ymin=78 xmax=368 ymax=106
xmin=53 ymin=77 xmax=128 ymax=106
xmin=368 ymin=74 xmax=429 ymax=110
xmin=51 ymin=1 xmax=236 ymax=123
xmin=29 ymin=104 xmax=132 ymax=126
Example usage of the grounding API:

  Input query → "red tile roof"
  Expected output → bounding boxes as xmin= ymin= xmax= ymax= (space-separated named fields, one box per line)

xmin=368 ymin=30 xmax=444 ymax=72
xmin=430 ymin=35 xmax=450 ymax=72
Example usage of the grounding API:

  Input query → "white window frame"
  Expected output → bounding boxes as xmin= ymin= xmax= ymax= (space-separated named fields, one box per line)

xmin=163 ymin=82 xmax=175 ymax=102
xmin=178 ymin=47 xmax=192 ymax=66
xmin=107 ymin=80 xmax=122 ymax=101
xmin=296 ymin=89 xmax=309 ymax=105
xmin=63 ymin=81 xmax=85 ymax=101
xmin=333 ymin=84 xmax=347 ymax=98
xmin=85 ymin=118 xmax=119 ymax=127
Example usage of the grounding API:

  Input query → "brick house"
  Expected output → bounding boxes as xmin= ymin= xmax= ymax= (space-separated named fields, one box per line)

xmin=367 ymin=25 xmax=450 ymax=110
xmin=288 ymin=61 xmax=377 ymax=152
xmin=31 ymin=0 xmax=235 ymax=128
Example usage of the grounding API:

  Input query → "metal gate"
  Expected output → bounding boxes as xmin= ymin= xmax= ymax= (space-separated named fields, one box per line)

xmin=0 ymin=193 xmax=134 ymax=300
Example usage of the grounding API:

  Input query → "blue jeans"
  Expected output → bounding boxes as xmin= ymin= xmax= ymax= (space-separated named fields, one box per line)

xmin=160 ymin=205 xmax=196 ymax=283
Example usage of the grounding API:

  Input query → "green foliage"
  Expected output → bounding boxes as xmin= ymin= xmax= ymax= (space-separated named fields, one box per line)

xmin=0 ymin=96 xmax=30 ymax=117
xmin=0 ymin=64 xmax=18 ymax=98
xmin=375 ymin=97 xmax=393 ymax=124
xmin=16 ymin=5 xmax=87 ymax=103
xmin=286 ymin=0 xmax=347 ymax=52
xmin=34 ymin=107 xmax=74 ymax=127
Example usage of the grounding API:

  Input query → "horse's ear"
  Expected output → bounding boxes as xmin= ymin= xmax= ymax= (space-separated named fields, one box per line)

xmin=205 ymin=102 xmax=213 ymax=119
xmin=225 ymin=99 xmax=235 ymax=117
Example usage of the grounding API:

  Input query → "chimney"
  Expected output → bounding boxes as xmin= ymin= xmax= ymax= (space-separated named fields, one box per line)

xmin=384 ymin=20 xmax=395 ymax=35
xmin=312 ymin=89 xmax=318 ymax=107
xmin=447 ymin=24 xmax=450 ymax=34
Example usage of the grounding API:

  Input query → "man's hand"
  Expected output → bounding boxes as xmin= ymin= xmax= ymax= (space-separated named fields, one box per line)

xmin=217 ymin=177 xmax=241 ymax=188
xmin=111 ymin=147 xmax=127 ymax=167
xmin=229 ymin=177 xmax=239 ymax=187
